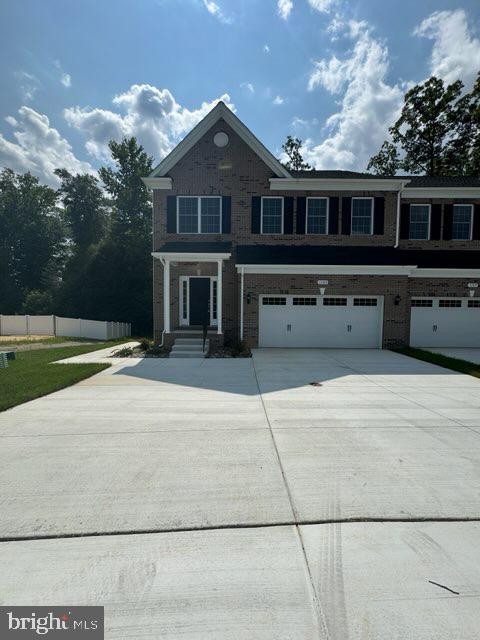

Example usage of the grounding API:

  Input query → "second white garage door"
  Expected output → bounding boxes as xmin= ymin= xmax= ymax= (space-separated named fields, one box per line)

xmin=259 ymin=295 xmax=383 ymax=348
xmin=410 ymin=297 xmax=480 ymax=347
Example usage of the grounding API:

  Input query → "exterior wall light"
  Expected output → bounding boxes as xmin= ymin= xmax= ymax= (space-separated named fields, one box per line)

xmin=246 ymin=293 xmax=252 ymax=304
xmin=394 ymin=294 xmax=401 ymax=306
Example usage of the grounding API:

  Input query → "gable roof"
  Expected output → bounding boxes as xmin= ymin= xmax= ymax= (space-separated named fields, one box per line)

xmin=149 ymin=101 xmax=291 ymax=179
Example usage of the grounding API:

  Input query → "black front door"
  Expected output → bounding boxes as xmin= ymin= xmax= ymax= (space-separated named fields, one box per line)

xmin=189 ymin=278 xmax=210 ymax=326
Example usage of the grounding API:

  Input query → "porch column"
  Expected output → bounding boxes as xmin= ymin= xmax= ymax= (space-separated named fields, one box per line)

xmin=217 ymin=259 xmax=223 ymax=334
xmin=163 ymin=258 xmax=170 ymax=333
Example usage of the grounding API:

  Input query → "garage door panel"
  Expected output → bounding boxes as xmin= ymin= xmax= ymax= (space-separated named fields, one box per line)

xmin=259 ymin=296 xmax=382 ymax=348
xmin=410 ymin=298 xmax=480 ymax=347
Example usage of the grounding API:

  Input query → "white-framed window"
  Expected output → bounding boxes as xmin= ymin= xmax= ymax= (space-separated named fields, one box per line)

xmin=306 ymin=197 xmax=329 ymax=234
xmin=351 ymin=197 xmax=373 ymax=236
xmin=409 ymin=204 xmax=430 ymax=240
xmin=261 ymin=197 xmax=284 ymax=234
xmin=452 ymin=204 xmax=473 ymax=240
xmin=177 ymin=196 xmax=222 ymax=234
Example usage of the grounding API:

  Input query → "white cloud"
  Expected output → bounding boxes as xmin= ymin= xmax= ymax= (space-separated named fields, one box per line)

xmin=14 ymin=71 xmax=40 ymax=102
xmin=414 ymin=9 xmax=480 ymax=87
xmin=308 ymin=0 xmax=336 ymax=13
xmin=292 ymin=116 xmax=319 ymax=129
xmin=202 ymin=0 xmax=232 ymax=24
xmin=241 ymin=82 xmax=255 ymax=93
xmin=61 ymin=73 xmax=72 ymax=88
xmin=0 ymin=106 xmax=93 ymax=185
xmin=64 ymin=83 xmax=235 ymax=163
xmin=305 ymin=22 xmax=403 ymax=170
xmin=263 ymin=44 xmax=270 ymax=53
xmin=277 ymin=0 xmax=293 ymax=20
xmin=273 ymin=95 xmax=284 ymax=105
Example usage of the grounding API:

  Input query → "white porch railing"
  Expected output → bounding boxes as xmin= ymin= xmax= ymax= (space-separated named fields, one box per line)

xmin=0 ymin=315 xmax=131 ymax=340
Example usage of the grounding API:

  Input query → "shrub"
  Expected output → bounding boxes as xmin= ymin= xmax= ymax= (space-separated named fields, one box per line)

xmin=138 ymin=338 xmax=152 ymax=351
xmin=112 ymin=346 xmax=134 ymax=357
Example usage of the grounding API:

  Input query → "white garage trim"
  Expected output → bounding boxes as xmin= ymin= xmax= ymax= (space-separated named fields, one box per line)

xmin=259 ymin=294 xmax=384 ymax=348
xmin=236 ymin=264 xmax=415 ymax=275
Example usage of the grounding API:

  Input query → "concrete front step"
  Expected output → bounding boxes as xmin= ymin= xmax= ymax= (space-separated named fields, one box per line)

xmin=169 ymin=338 xmax=209 ymax=359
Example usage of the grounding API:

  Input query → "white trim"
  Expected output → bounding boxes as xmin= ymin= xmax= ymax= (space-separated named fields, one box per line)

xmin=452 ymin=204 xmax=474 ymax=241
xmin=269 ymin=178 xmax=409 ymax=191
xmin=142 ymin=177 xmax=173 ymax=190
xmin=240 ymin=266 xmax=244 ymax=342
xmin=150 ymin=102 xmax=290 ymax=179
xmin=306 ymin=197 xmax=329 ymax=235
xmin=403 ymin=187 xmax=480 ymax=198
xmin=395 ymin=189 xmax=401 ymax=248
xmin=179 ymin=276 xmax=218 ymax=327
xmin=411 ymin=269 xmax=480 ymax=278
xmin=217 ymin=260 xmax=223 ymax=334
xmin=351 ymin=197 xmax=374 ymax=236
xmin=176 ymin=195 xmax=222 ymax=235
xmin=235 ymin=264 xmax=416 ymax=275
xmin=409 ymin=203 xmax=431 ymax=240
xmin=261 ymin=196 xmax=284 ymax=235
xmin=152 ymin=252 xmax=231 ymax=262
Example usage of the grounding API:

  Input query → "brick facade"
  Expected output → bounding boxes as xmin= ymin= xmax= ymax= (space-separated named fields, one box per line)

xmin=152 ymin=115 xmax=480 ymax=347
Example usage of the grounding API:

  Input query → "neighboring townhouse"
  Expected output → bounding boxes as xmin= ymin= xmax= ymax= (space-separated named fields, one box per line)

xmin=144 ymin=102 xmax=480 ymax=350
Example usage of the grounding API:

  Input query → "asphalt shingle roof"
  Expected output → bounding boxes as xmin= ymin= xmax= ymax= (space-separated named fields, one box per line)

xmin=289 ymin=170 xmax=480 ymax=188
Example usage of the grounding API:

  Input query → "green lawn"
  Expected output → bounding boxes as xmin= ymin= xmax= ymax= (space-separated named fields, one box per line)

xmin=394 ymin=347 xmax=480 ymax=380
xmin=0 ymin=341 xmax=126 ymax=412
xmin=0 ymin=336 xmax=101 ymax=347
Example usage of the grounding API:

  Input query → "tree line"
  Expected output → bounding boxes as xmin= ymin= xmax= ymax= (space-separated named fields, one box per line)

xmin=283 ymin=72 xmax=480 ymax=176
xmin=0 ymin=138 xmax=153 ymax=334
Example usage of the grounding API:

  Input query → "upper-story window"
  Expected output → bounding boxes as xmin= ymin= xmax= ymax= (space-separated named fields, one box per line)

xmin=307 ymin=198 xmax=328 ymax=234
xmin=177 ymin=196 xmax=221 ymax=234
xmin=351 ymin=198 xmax=373 ymax=236
xmin=261 ymin=197 xmax=283 ymax=234
xmin=452 ymin=204 xmax=473 ymax=240
xmin=409 ymin=204 xmax=430 ymax=240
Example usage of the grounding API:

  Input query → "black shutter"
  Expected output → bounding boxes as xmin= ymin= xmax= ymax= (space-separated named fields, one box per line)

xmin=373 ymin=197 xmax=385 ymax=235
xmin=221 ymin=196 xmax=231 ymax=234
xmin=430 ymin=204 xmax=442 ymax=240
xmin=443 ymin=204 xmax=453 ymax=240
xmin=400 ymin=203 xmax=410 ymax=239
xmin=341 ymin=197 xmax=351 ymax=235
xmin=296 ymin=197 xmax=306 ymax=234
xmin=473 ymin=204 xmax=480 ymax=240
xmin=284 ymin=197 xmax=294 ymax=234
xmin=251 ymin=196 xmax=261 ymax=233
xmin=166 ymin=196 xmax=177 ymax=233
xmin=328 ymin=197 xmax=339 ymax=234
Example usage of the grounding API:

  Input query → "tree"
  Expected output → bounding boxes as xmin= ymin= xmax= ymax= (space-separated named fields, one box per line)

xmin=282 ymin=136 xmax=312 ymax=171
xmin=55 ymin=169 xmax=108 ymax=250
xmin=368 ymin=74 xmax=480 ymax=176
xmin=0 ymin=169 xmax=64 ymax=313
xmin=86 ymin=138 xmax=154 ymax=334
xmin=367 ymin=141 xmax=400 ymax=176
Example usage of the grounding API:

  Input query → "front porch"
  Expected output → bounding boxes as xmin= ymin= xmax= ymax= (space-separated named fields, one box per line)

xmin=152 ymin=242 xmax=232 ymax=345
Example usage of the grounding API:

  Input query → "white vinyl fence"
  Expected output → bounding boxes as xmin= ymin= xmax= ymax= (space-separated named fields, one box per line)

xmin=0 ymin=315 xmax=131 ymax=340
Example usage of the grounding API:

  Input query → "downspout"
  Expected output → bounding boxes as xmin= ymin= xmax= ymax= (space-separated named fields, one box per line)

xmin=394 ymin=188 xmax=402 ymax=248
xmin=240 ymin=267 xmax=244 ymax=342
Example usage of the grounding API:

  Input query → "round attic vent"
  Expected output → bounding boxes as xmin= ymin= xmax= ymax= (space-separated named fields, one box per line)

xmin=214 ymin=131 xmax=229 ymax=148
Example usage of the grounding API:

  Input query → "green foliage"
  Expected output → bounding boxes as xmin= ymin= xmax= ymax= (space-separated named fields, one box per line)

xmin=367 ymin=141 xmax=400 ymax=176
xmin=138 ymin=337 xmax=152 ymax=351
xmin=0 ymin=169 xmax=65 ymax=312
xmin=22 ymin=289 xmax=54 ymax=315
xmin=368 ymin=72 xmax=480 ymax=176
xmin=282 ymin=135 xmax=312 ymax=171
xmin=112 ymin=346 xmax=134 ymax=357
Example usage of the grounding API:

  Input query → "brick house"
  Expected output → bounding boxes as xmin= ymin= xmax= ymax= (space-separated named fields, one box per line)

xmin=144 ymin=102 xmax=480 ymax=350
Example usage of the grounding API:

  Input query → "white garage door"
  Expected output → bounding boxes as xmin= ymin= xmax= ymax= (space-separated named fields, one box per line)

xmin=410 ymin=297 xmax=480 ymax=347
xmin=259 ymin=295 xmax=383 ymax=348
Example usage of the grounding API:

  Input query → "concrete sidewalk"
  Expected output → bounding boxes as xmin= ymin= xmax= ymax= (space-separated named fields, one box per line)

xmin=1 ymin=348 xmax=480 ymax=637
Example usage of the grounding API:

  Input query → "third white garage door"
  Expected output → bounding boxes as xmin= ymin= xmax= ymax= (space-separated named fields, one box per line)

xmin=258 ymin=295 xmax=383 ymax=348
xmin=410 ymin=297 xmax=480 ymax=347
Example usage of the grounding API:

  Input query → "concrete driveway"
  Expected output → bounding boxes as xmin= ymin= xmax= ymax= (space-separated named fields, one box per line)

xmin=1 ymin=348 xmax=480 ymax=638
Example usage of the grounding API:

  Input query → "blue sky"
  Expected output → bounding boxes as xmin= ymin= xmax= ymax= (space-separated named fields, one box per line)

xmin=0 ymin=0 xmax=479 ymax=185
